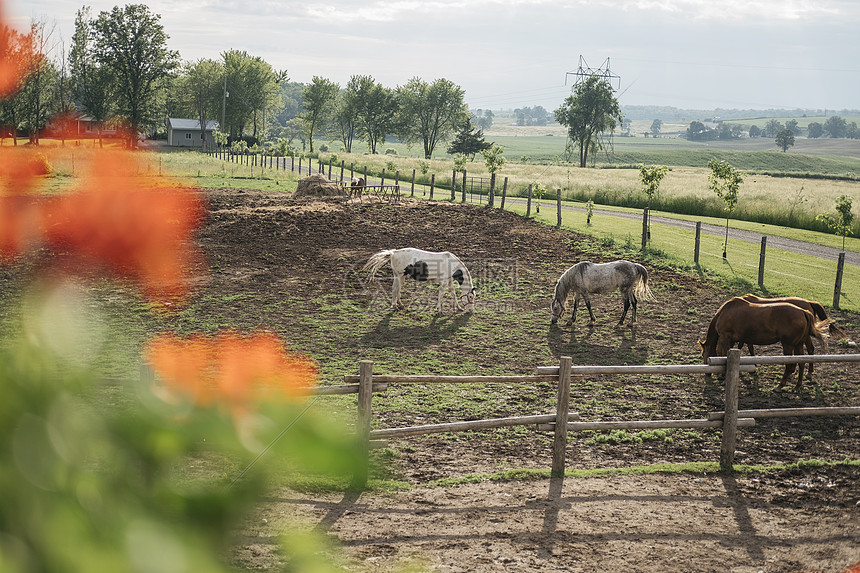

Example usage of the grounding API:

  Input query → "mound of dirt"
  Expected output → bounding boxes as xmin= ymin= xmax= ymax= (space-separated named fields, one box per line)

xmin=294 ymin=174 xmax=343 ymax=198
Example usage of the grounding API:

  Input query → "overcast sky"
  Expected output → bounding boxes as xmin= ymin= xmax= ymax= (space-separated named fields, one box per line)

xmin=8 ymin=0 xmax=860 ymax=113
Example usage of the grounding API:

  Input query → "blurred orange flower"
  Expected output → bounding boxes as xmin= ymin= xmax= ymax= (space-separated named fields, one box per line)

xmin=146 ymin=331 xmax=318 ymax=418
xmin=0 ymin=148 xmax=206 ymax=303
xmin=41 ymin=152 xmax=206 ymax=302
xmin=0 ymin=2 xmax=37 ymax=98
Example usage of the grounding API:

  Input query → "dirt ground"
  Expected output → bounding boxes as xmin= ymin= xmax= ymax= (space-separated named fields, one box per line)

xmin=188 ymin=189 xmax=859 ymax=572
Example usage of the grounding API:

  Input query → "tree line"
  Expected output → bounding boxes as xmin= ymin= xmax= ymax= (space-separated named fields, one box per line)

xmin=0 ymin=4 xmax=479 ymax=157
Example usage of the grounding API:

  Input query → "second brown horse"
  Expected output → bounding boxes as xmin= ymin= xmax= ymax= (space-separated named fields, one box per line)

xmin=699 ymin=297 xmax=828 ymax=391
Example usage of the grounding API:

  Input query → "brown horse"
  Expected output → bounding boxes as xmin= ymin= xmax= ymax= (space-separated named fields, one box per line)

xmin=734 ymin=294 xmax=844 ymax=377
xmin=699 ymin=297 xmax=827 ymax=391
xmin=350 ymin=177 xmax=365 ymax=198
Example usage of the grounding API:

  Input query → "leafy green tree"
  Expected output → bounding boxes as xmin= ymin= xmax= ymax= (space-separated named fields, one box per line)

xmin=221 ymin=50 xmax=284 ymax=141
xmin=70 ymin=6 xmax=115 ymax=147
xmin=351 ymin=75 xmax=398 ymax=154
xmin=775 ymin=128 xmax=795 ymax=152
xmin=708 ymin=158 xmax=743 ymax=259
xmin=764 ymin=119 xmax=783 ymax=138
xmin=639 ymin=164 xmax=668 ymax=243
xmin=447 ymin=117 xmax=491 ymax=159
xmin=396 ymin=77 xmax=468 ymax=159
xmin=649 ymin=119 xmax=662 ymax=136
xmin=92 ymin=4 xmax=180 ymax=146
xmin=785 ymin=119 xmax=800 ymax=135
xmin=817 ymin=195 xmax=854 ymax=251
xmin=334 ymin=76 xmax=363 ymax=153
xmin=299 ymin=76 xmax=338 ymax=153
xmin=176 ymin=58 xmax=223 ymax=148
xmin=554 ymin=75 xmax=622 ymax=167
xmin=807 ymin=122 xmax=824 ymax=138
xmin=475 ymin=109 xmax=494 ymax=130
xmin=686 ymin=120 xmax=717 ymax=141
xmin=482 ymin=144 xmax=505 ymax=175
xmin=824 ymin=115 xmax=847 ymax=138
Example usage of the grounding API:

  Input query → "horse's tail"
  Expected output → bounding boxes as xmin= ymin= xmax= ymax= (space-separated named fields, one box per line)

xmin=633 ymin=264 xmax=656 ymax=301
xmin=807 ymin=300 xmax=829 ymax=322
xmin=805 ymin=311 xmax=829 ymax=348
xmin=362 ymin=249 xmax=395 ymax=281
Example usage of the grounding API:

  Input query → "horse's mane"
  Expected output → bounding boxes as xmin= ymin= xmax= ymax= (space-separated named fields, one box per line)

xmin=552 ymin=264 xmax=579 ymax=307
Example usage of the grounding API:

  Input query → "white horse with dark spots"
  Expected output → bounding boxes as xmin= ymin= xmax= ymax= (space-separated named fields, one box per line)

xmin=363 ymin=248 xmax=476 ymax=313
xmin=551 ymin=260 xmax=653 ymax=327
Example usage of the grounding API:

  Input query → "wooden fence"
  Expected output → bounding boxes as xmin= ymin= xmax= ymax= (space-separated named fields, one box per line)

xmin=205 ymin=148 xmax=852 ymax=309
xmin=329 ymin=349 xmax=860 ymax=489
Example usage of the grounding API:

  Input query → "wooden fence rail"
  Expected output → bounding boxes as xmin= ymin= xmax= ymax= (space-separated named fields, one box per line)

xmin=339 ymin=349 xmax=859 ymax=489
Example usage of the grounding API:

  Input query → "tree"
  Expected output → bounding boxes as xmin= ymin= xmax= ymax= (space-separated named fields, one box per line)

xmin=785 ymin=119 xmax=800 ymax=135
xmin=748 ymin=125 xmax=761 ymax=138
xmin=649 ymin=119 xmax=662 ymax=137
xmin=708 ymin=158 xmax=743 ymax=259
xmin=775 ymin=128 xmax=795 ymax=152
xmin=299 ymin=76 xmax=338 ymax=153
xmin=553 ymin=75 xmax=622 ymax=167
xmin=70 ymin=6 xmax=114 ymax=147
xmin=638 ymin=164 xmax=668 ymax=243
xmin=396 ymin=77 xmax=468 ymax=159
xmin=764 ymin=119 xmax=783 ymax=138
xmin=92 ymin=4 xmax=179 ymax=146
xmin=334 ymin=76 xmax=363 ymax=153
xmin=221 ymin=50 xmax=284 ymax=141
xmin=807 ymin=121 xmax=824 ymax=138
xmin=447 ymin=117 xmax=491 ymax=159
xmin=355 ymin=79 xmax=397 ymax=154
xmin=0 ymin=23 xmax=39 ymax=144
xmin=824 ymin=115 xmax=847 ymax=138
xmin=817 ymin=195 xmax=854 ymax=252
xmin=476 ymin=109 xmax=494 ymax=130
xmin=177 ymin=58 xmax=223 ymax=148
xmin=482 ymin=144 xmax=505 ymax=175
xmin=686 ymin=120 xmax=716 ymax=141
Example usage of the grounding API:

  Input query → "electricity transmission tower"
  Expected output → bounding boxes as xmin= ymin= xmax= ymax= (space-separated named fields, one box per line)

xmin=565 ymin=56 xmax=621 ymax=90
xmin=564 ymin=56 xmax=623 ymax=163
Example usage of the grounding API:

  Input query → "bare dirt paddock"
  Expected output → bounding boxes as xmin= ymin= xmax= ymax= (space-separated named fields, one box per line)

xmin=193 ymin=189 xmax=860 ymax=572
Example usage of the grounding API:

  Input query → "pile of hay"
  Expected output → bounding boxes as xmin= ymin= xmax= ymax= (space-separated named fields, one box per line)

xmin=294 ymin=174 xmax=343 ymax=198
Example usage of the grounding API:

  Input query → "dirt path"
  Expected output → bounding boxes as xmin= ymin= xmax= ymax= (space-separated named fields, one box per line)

xmin=239 ymin=469 xmax=860 ymax=572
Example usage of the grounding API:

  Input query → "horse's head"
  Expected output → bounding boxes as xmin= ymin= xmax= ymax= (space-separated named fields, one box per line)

xmin=461 ymin=287 xmax=476 ymax=312
xmin=698 ymin=338 xmax=711 ymax=363
xmin=550 ymin=293 xmax=565 ymax=324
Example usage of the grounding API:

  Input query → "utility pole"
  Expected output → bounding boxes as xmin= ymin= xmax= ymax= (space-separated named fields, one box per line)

xmin=221 ymin=75 xmax=228 ymax=138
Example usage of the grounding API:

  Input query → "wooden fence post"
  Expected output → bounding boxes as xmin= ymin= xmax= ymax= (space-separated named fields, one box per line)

xmin=833 ymin=252 xmax=845 ymax=309
xmin=340 ymin=160 xmax=344 ymax=184
xmin=411 ymin=169 xmax=416 ymax=197
xmin=461 ymin=171 xmax=467 ymax=203
xmin=694 ymin=222 xmax=701 ymax=265
xmin=429 ymin=173 xmax=435 ymax=200
xmin=641 ymin=207 xmax=649 ymax=251
xmin=451 ymin=170 xmax=456 ymax=201
xmin=556 ymin=189 xmax=562 ymax=226
xmin=552 ymin=356 xmax=572 ymax=478
xmin=758 ymin=236 xmax=767 ymax=287
xmin=298 ymin=156 xmax=302 ymax=175
xmin=526 ymin=184 xmax=532 ymax=217
xmin=351 ymin=360 xmax=374 ymax=490
xmin=500 ymin=177 xmax=508 ymax=209
xmin=719 ymin=348 xmax=741 ymax=471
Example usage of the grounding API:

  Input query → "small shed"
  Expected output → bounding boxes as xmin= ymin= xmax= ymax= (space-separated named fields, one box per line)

xmin=166 ymin=118 xmax=219 ymax=148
